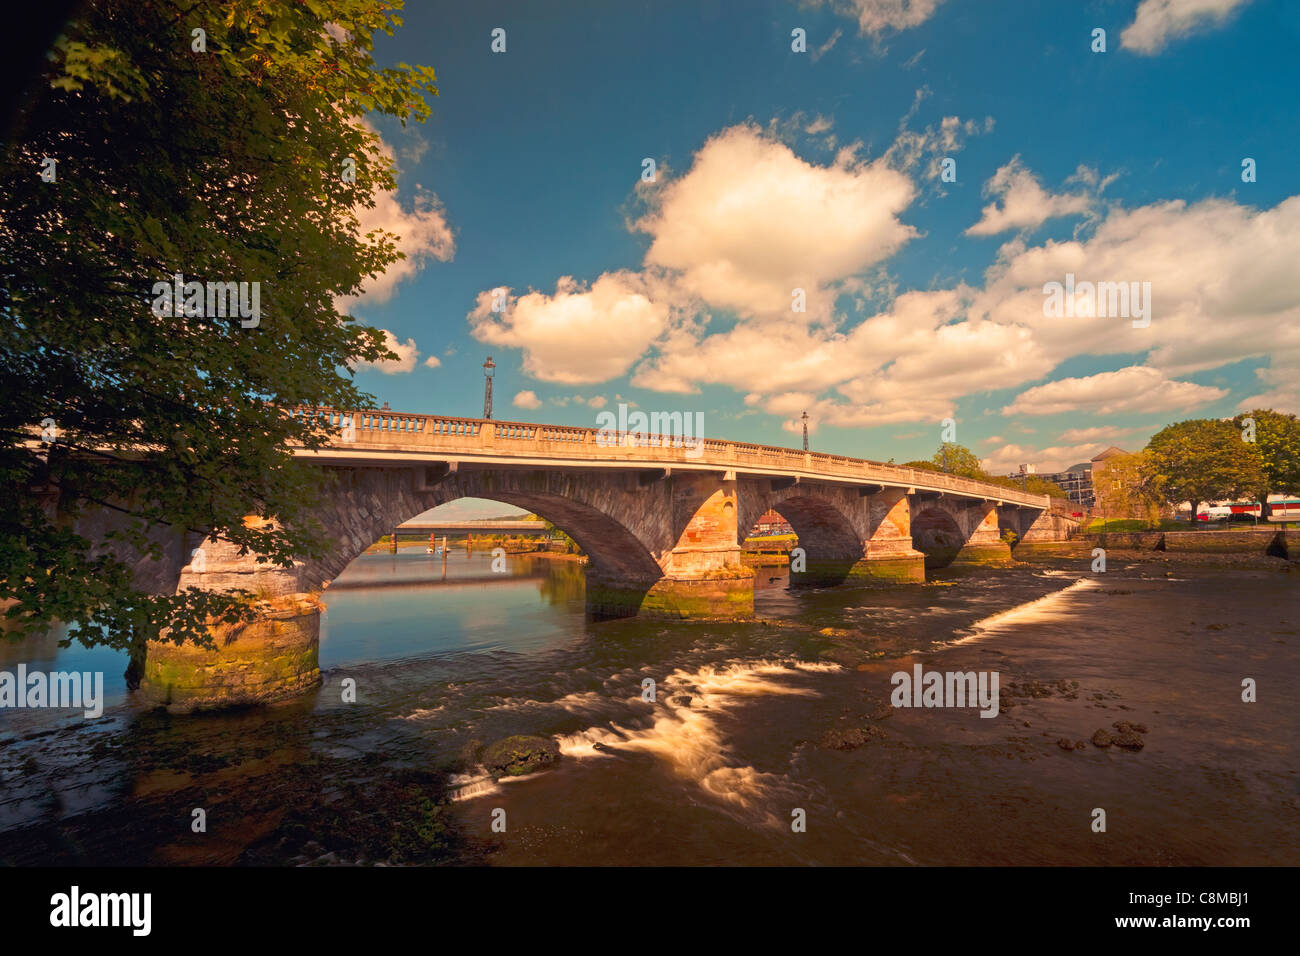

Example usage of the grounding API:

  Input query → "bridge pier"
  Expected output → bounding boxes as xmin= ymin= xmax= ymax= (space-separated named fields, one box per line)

xmin=138 ymin=521 xmax=323 ymax=714
xmin=951 ymin=500 xmax=1013 ymax=566
xmin=848 ymin=487 xmax=927 ymax=582
xmin=589 ymin=471 xmax=755 ymax=618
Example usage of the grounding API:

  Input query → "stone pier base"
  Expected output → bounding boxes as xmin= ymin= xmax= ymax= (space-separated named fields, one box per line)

xmin=586 ymin=568 xmax=755 ymax=620
xmin=951 ymin=541 xmax=1014 ymax=566
xmin=139 ymin=596 xmax=322 ymax=714
xmin=791 ymin=552 xmax=926 ymax=586
xmin=846 ymin=551 xmax=926 ymax=583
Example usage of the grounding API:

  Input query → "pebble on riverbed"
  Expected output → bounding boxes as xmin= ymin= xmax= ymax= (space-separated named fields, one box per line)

xmin=1087 ymin=722 xmax=1148 ymax=751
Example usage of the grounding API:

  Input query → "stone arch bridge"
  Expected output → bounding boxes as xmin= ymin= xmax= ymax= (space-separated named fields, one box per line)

xmin=141 ymin=408 xmax=1073 ymax=711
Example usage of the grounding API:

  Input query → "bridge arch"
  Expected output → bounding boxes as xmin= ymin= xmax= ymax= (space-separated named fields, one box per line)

xmin=910 ymin=502 xmax=966 ymax=568
xmin=739 ymin=484 xmax=879 ymax=586
xmin=297 ymin=467 xmax=667 ymax=592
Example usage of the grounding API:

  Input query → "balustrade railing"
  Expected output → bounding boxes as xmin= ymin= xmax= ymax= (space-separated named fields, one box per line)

xmin=286 ymin=406 xmax=1047 ymax=508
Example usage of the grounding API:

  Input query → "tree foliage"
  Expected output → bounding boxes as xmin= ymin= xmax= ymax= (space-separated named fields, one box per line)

xmin=1233 ymin=409 xmax=1300 ymax=496
xmin=929 ymin=442 xmax=984 ymax=479
xmin=1144 ymin=419 xmax=1267 ymax=516
xmin=0 ymin=0 xmax=437 ymax=652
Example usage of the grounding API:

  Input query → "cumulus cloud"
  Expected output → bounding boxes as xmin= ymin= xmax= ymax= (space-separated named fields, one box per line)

xmin=468 ymin=272 xmax=671 ymax=384
xmin=356 ymin=329 xmax=421 ymax=374
xmin=467 ymin=108 xmax=1300 ymax=433
xmin=424 ymin=355 xmax=441 ymax=369
xmin=653 ymin=190 xmax=1300 ymax=421
xmin=1121 ymin=0 xmax=1253 ymax=54
xmin=966 ymin=157 xmax=1092 ymax=236
xmin=1001 ymin=366 xmax=1226 ymax=417
xmin=513 ymin=390 xmax=542 ymax=409
xmin=345 ymin=189 xmax=455 ymax=305
xmin=634 ymin=123 xmax=917 ymax=324
xmin=335 ymin=120 xmax=455 ymax=311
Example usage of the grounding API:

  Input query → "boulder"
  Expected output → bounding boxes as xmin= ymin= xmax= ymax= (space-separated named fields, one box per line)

xmin=481 ymin=735 xmax=561 ymax=777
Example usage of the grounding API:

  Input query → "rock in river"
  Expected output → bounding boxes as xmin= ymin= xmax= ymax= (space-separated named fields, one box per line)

xmin=481 ymin=735 xmax=562 ymax=777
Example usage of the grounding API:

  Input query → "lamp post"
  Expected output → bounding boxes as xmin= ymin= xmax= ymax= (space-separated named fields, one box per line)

xmin=482 ymin=357 xmax=496 ymax=419
xmin=801 ymin=411 xmax=809 ymax=451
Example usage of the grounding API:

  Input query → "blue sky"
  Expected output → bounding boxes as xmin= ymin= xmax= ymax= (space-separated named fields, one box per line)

xmin=342 ymin=0 xmax=1300 ymax=483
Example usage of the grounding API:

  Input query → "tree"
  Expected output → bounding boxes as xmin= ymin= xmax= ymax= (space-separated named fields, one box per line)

xmin=1 ymin=0 xmax=438 ymax=654
xmin=930 ymin=442 xmax=984 ymax=478
xmin=1144 ymin=419 xmax=1267 ymax=520
xmin=1233 ymin=409 xmax=1300 ymax=499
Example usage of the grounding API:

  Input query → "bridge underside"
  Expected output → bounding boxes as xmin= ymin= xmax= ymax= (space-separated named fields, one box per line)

xmin=135 ymin=463 xmax=1065 ymax=712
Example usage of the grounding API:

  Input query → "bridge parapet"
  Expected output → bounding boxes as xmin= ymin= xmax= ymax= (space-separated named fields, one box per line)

xmin=289 ymin=407 xmax=1049 ymax=511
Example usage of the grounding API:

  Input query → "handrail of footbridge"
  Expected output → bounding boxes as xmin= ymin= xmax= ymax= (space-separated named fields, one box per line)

xmin=287 ymin=407 xmax=1050 ymax=511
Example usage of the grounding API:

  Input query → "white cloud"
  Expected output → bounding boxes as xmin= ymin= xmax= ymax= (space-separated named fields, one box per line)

xmin=468 ymin=272 xmax=671 ymax=384
xmin=1056 ymin=424 xmax=1147 ymax=443
xmin=810 ymin=0 xmax=946 ymax=37
xmin=356 ymin=329 xmax=421 ymax=375
xmin=811 ymin=29 xmax=843 ymax=62
xmin=336 ymin=121 xmax=455 ymax=310
xmin=885 ymin=111 xmax=995 ymax=182
xmin=634 ymin=123 xmax=917 ymax=324
xmin=1121 ymin=0 xmax=1252 ymax=54
xmin=467 ymin=115 xmax=1300 ymax=429
xmin=966 ymin=157 xmax=1092 ymax=236
xmin=1237 ymin=364 xmax=1300 ymax=412
xmin=805 ymin=114 xmax=833 ymax=135
xmin=345 ymin=189 xmax=455 ymax=305
xmin=424 ymin=355 xmax=441 ymax=369
xmin=513 ymin=390 xmax=542 ymax=409
xmin=1001 ymin=366 xmax=1226 ymax=417
xmin=587 ymin=396 xmax=608 ymax=408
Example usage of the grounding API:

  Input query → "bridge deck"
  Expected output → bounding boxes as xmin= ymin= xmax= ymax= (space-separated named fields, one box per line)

xmin=288 ymin=408 xmax=1049 ymax=510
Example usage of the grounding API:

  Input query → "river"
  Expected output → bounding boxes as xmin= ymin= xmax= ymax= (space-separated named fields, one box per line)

xmin=1 ymin=548 xmax=1296 ymax=866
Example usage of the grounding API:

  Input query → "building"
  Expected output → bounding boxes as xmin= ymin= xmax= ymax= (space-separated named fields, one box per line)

xmin=751 ymin=509 xmax=794 ymax=536
xmin=1006 ymin=461 xmax=1096 ymax=509
xmin=1005 ymin=447 xmax=1136 ymax=511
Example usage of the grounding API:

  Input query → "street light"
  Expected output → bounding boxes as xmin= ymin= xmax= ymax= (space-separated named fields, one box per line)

xmin=801 ymin=411 xmax=809 ymax=451
xmin=482 ymin=357 xmax=496 ymax=419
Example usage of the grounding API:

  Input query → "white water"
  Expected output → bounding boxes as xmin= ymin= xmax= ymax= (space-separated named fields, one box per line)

xmin=449 ymin=658 xmax=839 ymax=818
xmin=946 ymin=576 xmax=1100 ymax=646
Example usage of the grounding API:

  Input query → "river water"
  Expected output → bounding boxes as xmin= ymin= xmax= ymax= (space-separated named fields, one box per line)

xmin=1 ymin=548 xmax=1296 ymax=866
